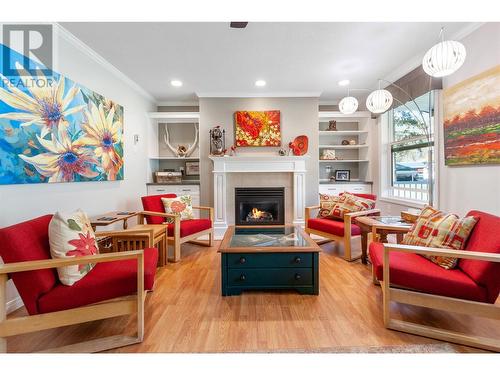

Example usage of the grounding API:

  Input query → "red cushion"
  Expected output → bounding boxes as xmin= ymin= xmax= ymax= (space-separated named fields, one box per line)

xmin=0 ymin=215 xmax=57 ymax=315
xmin=369 ymin=242 xmax=487 ymax=303
xmin=307 ymin=218 xmax=361 ymax=237
xmin=166 ymin=219 xmax=212 ymax=238
xmin=459 ymin=210 xmax=500 ymax=303
xmin=141 ymin=194 xmax=177 ymax=224
xmin=38 ymin=248 xmax=158 ymax=314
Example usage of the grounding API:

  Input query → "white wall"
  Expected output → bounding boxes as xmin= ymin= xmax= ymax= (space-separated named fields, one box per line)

xmin=0 ymin=26 xmax=156 ymax=310
xmin=199 ymin=97 xmax=319 ymax=211
xmin=438 ymin=23 xmax=500 ymax=216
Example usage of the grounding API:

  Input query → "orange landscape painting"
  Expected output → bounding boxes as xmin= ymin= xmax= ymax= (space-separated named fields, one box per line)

xmin=443 ymin=65 xmax=500 ymax=166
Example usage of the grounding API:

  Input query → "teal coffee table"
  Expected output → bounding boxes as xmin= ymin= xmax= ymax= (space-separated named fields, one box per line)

xmin=218 ymin=225 xmax=321 ymax=296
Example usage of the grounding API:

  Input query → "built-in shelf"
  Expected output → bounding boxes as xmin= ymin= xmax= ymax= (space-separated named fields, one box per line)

xmin=319 ymin=130 xmax=368 ymax=135
xmin=319 ymin=159 xmax=369 ymax=163
xmin=319 ymin=145 xmax=369 ymax=149
xmin=148 ymin=112 xmax=199 ymax=123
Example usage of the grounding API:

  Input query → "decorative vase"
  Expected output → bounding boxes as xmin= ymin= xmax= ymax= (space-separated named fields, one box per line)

xmin=341 ymin=139 xmax=350 ymax=145
xmin=209 ymin=126 xmax=226 ymax=156
xmin=288 ymin=135 xmax=309 ymax=156
xmin=278 ymin=148 xmax=287 ymax=156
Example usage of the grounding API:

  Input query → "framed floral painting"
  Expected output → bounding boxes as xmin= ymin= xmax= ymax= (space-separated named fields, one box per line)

xmin=0 ymin=43 xmax=124 ymax=185
xmin=235 ymin=110 xmax=281 ymax=147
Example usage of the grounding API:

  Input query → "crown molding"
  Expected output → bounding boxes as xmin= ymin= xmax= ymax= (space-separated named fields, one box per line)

xmin=156 ymin=101 xmax=199 ymax=106
xmin=196 ymin=91 xmax=321 ymax=98
xmin=54 ymin=23 xmax=157 ymax=104
xmin=381 ymin=22 xmax=485 ymax=86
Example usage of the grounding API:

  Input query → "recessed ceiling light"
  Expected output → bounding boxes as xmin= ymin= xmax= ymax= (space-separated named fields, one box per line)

xmin=255 ymin=80 xmax=266 ymax=87
xmin=338 ymin=79 xmax=350 ymax=87
xmin=170 ymin=80 xmax=183 ymax=87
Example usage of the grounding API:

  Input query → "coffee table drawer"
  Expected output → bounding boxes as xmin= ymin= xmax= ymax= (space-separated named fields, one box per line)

xmin=227 ymin=252 xmax=312 ymax=268
xmin=227 ymin=268 xmax=313 ymax=287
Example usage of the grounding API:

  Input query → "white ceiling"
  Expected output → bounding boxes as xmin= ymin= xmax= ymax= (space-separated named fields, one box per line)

xmin=60 ymin=22 xmax=476 ymax=103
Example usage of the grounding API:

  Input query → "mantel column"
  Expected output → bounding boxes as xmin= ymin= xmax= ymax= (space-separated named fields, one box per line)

xmin=293 ymin=171 xmax=306 ymax=226
xmin=213 ymin=171 xmax=228 ymax=237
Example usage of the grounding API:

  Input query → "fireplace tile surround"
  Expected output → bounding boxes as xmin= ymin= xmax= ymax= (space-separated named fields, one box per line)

xmin=210 ymin=156 xmax=309 ymax=238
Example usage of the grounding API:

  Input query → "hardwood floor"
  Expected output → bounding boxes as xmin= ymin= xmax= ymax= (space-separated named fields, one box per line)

xmin=6 ymin=240 xmax=499 ymax=353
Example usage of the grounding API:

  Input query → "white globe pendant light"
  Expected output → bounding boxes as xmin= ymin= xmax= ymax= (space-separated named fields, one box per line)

xmin=422 ymin=28 xmax=466 ymax=78
xmin=339 ymin=95 xmax=358 ymax=115
xmin=422 ymin=40 xmax=466 ymax=77
xmin=366 ymin=87 xmax=393 ymax=114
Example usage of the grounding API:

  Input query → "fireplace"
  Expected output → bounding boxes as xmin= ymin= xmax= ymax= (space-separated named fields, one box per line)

xmin=235 ymin=187 xmax=285 ymax=226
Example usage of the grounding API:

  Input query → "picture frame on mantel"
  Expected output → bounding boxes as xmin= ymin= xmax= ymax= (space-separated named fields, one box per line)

xmin=185 ymin=161 xmax=200 ymax=176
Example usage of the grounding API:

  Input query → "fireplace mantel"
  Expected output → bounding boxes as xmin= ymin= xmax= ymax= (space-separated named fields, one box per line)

xmin=209 ymin=155 xmax=309 ymax=237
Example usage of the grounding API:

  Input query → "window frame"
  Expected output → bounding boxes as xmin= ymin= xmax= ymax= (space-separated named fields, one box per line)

xmin=379 ymin=90 xmax=440 ymax=208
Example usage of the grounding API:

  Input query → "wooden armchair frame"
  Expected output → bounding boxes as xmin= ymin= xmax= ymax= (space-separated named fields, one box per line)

xmin=137 ymin=206 xmax=214 ymax=262
xmin=305 ymin=206 xmax=380 ymax=261
xmin=0 ymin=249 xmax=146 ymax=353
xmin=380 ymin=243 xmax=500 ymax=352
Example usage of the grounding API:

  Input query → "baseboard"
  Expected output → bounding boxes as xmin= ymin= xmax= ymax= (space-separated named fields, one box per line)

xmin=6 ymin=296 xmax=23 ymax=314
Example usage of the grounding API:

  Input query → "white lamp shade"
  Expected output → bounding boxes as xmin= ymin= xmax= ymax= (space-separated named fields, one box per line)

xmin=366 ymin=89 xmax=393 ymax=114
xmin=422 ymin=40 xmax=466 ymax=78
xmin=338 ymin=96 xmax=358 ymax=114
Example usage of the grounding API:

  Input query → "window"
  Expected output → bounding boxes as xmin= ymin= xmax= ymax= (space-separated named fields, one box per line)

xmin=386 ymin=91 xmax=435 ymax=204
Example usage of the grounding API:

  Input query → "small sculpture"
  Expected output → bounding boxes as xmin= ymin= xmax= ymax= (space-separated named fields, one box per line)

xmin=341 ymin=139 xmax=350 ymax=145
xmin=278 ymin=148 xmax=287 ymax=156
xmin=288 ymin=135 xmax=309 ymax=156
xmin=349 ymin=139 xmax=357 ymax=145
xmin=229 ymin=145 xmax=236 ymax=156
xmin=209 ymin=126 xmax=226 ymax=156
xmin=322 ymin=149 xmax=336 ymax=160
xmin=164 ymin=123 xmax=198 ymax=158
xmin=328 ymin=120 xmax=337 ymax=131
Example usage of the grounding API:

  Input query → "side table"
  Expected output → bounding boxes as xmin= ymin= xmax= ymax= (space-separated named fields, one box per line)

xmin=355 ymin=216 xmax=412 ymax=264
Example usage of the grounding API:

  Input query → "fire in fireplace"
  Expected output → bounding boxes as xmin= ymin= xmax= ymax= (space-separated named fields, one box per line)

xmin=235 ymin=187 xmax=284 ymax=226
xmin=247 ymin=207 xmax=274 ymax=222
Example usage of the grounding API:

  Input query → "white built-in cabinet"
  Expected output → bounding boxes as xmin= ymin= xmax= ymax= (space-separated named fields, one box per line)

xmin=317 ymin=111 xmax=375 ymax=195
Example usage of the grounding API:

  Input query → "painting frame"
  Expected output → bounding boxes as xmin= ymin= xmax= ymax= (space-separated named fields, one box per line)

xmin=443 ymin=65 xmax=500 ymax=166
xmin=234 ymin=110 xmax=281 ymax=147
xmin=334 ymin=169 xmax=350 ymax=181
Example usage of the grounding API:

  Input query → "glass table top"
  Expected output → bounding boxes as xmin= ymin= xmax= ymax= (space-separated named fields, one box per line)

xmin=228 ymin=226 xmax=308 ymax=248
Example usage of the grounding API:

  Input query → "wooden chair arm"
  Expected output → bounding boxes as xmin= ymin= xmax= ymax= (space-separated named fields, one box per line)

xmin=383 ymin=243 xmax=500 ymax=263
xmin=305 ymin=205 xmax=321 ymax=225
xmin=344 ymin=208 xmax=381 ymax=219
xmin=138 ymin=210 xmax=177 ymax=219
xmin=0 ymin=250 xmax=144 ymax=275
xmin=192 ymin=206 xmax=214 ymax=221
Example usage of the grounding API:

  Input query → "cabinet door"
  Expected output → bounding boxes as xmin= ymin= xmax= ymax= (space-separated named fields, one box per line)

xmin=319 ymin=184 xmax=371 ymax=196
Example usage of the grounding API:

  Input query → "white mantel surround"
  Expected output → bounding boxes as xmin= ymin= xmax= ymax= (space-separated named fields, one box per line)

xmin=210 ymin=155 xmax=309 ymax=237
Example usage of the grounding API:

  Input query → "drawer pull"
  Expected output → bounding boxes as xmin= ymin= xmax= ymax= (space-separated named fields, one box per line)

xmin=295 ymin=273 xmax=302 ymax=280
xmin=156 ymin=189 xmax=166 ymax=192
xmin=294 ymin=256 xmax=301 ymax=264
xmin=239 ymin=257 xmax=246 ymax=264
xmin=181 ymin=189 xmax=191 ymax=192
xmin=239 ymin=274 xmax=246 ymax=281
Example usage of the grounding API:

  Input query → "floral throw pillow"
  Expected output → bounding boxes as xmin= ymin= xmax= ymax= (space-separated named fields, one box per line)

xmin=318 ymin=192 xmax=375 ymax=219
xmin=402 ymin=206 xmax=478 ymax=269
xmin=161 ymin=195 xmax=194 ymax=224
xmin=48 ymin=209 xmax=99 ymax=286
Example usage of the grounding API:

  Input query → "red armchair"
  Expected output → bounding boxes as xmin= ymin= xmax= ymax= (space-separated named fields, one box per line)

xmin=140 ymin=194 xmax=214 ymax=262
xmin=369 ymin=210 xmax=500 ymax=351
xmin=0 ymin=215 xmax=159 ymax=353
xmin=305 ymin=193 xmax=380 ymax=261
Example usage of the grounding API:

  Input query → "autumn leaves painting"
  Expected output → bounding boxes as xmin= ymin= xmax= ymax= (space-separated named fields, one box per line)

xmin=443 ymin=65 xmax=500 ymax=166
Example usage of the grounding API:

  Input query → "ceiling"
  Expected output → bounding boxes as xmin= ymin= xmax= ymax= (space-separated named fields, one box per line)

xmin=60 ymin=22 xmax=475 ymax=103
